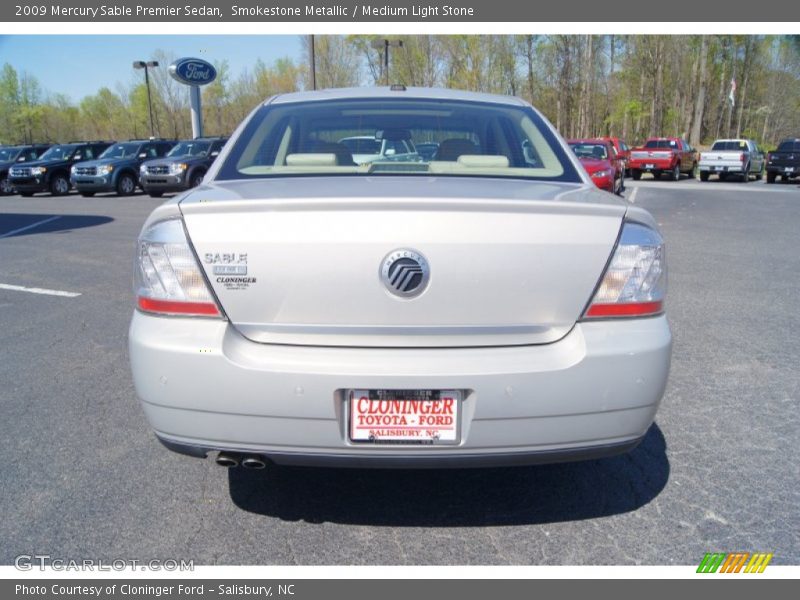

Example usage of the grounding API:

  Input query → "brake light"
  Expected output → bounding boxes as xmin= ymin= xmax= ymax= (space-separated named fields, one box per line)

xmin=134 ymin=218 xmax=222 ymax=317
xmin=583 ymin=222 xmax=666 ymax=319
xmin=740 ymin=153 xmax=745 ymax=161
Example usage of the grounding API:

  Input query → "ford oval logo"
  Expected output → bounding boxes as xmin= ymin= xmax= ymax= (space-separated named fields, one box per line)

xmin=169 ymin=58 xmax=217 ymax=86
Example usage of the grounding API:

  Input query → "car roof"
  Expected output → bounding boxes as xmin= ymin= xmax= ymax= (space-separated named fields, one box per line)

xmin=267 ymin=86 xmax=528 ymax=107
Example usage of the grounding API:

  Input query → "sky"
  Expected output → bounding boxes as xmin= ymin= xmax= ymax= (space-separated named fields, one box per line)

xmin=0 ymin=35 xmax=305 ymax=102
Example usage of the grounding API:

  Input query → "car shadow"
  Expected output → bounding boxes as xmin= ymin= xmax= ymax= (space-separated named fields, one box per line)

xmin=228 ymin=423 xmax=669 ymax=526
xmin=0 ymin=213 xmax=113 ymax=238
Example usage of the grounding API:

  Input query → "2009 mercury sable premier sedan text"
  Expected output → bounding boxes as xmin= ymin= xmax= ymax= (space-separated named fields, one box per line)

xmin=128 ymin=87 xmax=672 ymax=469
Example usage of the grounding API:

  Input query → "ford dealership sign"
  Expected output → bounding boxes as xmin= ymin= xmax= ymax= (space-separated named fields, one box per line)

xmin=169 ymin=58 xmax=217 ymax=86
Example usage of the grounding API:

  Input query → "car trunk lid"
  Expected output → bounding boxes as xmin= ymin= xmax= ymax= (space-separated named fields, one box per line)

xmin=180 ymin=177 xmax=625 ymax=348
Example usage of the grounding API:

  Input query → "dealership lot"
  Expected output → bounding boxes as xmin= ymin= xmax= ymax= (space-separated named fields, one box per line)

xmin=1 ymin=179 xmax=798 ymax=566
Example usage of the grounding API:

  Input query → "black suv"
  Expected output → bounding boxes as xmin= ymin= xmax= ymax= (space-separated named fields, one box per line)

xmin=71 ymin=139 xmax=176 ymax=196
xmin=0 ymin=144 xmax=51 ymax=194
xmin=139 ymin=137 xmax=227 ymax=197
xmin=9 ymin=141 xmax=114 ymax=196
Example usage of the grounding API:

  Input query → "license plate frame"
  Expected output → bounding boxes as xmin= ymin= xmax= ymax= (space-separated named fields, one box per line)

xmin=347 ymin=389 xmax=461 ymax=445
xmin=785 ymin=167 xmax=795 ymax=173
xmin=645 ymin=163 xmax=655 ymax=170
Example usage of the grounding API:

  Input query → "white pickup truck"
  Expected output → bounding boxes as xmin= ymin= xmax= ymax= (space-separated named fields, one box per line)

xmin=699 ymin=139 xmax=765 ymax=182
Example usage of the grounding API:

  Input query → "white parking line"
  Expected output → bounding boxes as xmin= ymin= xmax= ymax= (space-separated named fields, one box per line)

xmin=0 ymin=283 xmax=81 ymax=298
xmin=0 ymin=216 xmax=61 ymax=239
xmin=628 ymin=187 xmax=639 ymax=204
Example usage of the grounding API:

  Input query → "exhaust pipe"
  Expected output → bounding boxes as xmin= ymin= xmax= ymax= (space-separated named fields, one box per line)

xmin=215 ymin=452 xmax=240 ymax=468
xmin=240 ymin=456 xmax=267 ymax=470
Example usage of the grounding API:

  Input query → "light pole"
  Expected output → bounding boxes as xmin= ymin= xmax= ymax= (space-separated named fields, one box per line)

xmin=133 ymin=60 xmax=159 ymax=138
xmin=370 ymin=39 xmax=403 ymax=86
xmin=309 ymin=35 xmax=316 ymax=90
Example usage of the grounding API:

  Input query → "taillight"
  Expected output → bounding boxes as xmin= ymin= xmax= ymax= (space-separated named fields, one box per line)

xmin=740 ymin=153 xmax=745 ymax=161
xmin=583 ymin=222 xmax=666 ymax=319
xmin=134 ymin=218 xmax=222 ymax=317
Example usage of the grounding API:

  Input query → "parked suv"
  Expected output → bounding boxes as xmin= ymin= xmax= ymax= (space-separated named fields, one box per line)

xmin=139 ymin=137 xmax=227 ymax=197
xmin=72 ymin=139 xmax=176 ymax=196
xmin=9 ymin=141 xmax=113 ymax=196
xmin=0 ymin=143 xmax=51 ymax=194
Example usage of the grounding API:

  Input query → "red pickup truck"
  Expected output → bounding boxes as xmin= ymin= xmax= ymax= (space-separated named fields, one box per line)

xmin=629 ymin=137 xmax=698 ymax=181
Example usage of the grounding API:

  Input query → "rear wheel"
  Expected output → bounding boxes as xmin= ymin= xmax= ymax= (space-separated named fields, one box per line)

xmin=700 ymin=171 xmax=710 ymax=182
xmin=50 ymin=175 xmax=70 ymax=196
xmin=741 ymin=164 xmax=750 ymax=183
xmin=766 ymin=172 xmax=776 ymax=184
xmin=116 ymin=173 xmax=136 ymax=196
xmin=671 ymin=165 xmax=681 ymax=181
xmin=632 ymin=169 xmax=642 ymax=180
xmin=686 ymin=163 xmax=697 ymax=179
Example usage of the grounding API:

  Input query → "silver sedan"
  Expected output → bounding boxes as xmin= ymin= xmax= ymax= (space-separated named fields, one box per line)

xmin=129 ymin=87 xmax=671 ymax=469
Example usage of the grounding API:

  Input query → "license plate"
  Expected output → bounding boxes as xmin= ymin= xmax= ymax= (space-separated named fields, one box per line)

xmin=645 ymin=164 xmax=655 ymax=169
xmin=348 ymin=389 xmax=460 ymax=444
xmin=785 ymin=167 xmax=794 ymax=173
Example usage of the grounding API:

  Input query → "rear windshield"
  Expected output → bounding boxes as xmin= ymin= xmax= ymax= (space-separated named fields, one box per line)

xmin=569 ymin=142 xmax=608 ymax=160
xmin=776 ymin=140 xmax=800 ymax=152
xmin=644 ymin=139 xmax=678 ymax=149
xmin=711 ymin=141 xmax=748 ymax=151
xmin=217 ymin=97 xmax=580 ymax=182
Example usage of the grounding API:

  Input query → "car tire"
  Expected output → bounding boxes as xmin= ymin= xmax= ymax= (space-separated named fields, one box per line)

xmin=700 ymin=171 xmax=710 ymax=182
xmin=0 ymin=176 xmax=13 ymax=195
xmin=81 ymin=192 xmax=95 ymax=197
xmin=687 ymin=163 xmax=697 ymax=179
xmin=116 ymin=173 xmax=136 ymax=196
xmin=189 ymin=171 xmax=205 ymax=188
xmin=50 ymin=175 xmax=70 ymax=196
xmin=148 ymin=191 xmax=163 ymax=198
xmin=741 ymin=164 xmax=750 ymax=183
xmin=671 ymin=165 xmax=681 ymax=181
xmin=632 ymin=169 xmax=641 ymax=181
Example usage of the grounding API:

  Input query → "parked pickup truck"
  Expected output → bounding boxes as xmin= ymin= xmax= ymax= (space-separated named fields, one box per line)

xmin=766 ymin=138 xmax=800 ymax=183
xmin=629 ymin=137 xmax=698 ymax=181
xmin=699 ymin=139 xmax=765 ymax=182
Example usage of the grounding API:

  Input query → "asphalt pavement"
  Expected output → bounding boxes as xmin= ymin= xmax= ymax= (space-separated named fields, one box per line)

xmin=0 ymin=178 xmax=798 ymax=566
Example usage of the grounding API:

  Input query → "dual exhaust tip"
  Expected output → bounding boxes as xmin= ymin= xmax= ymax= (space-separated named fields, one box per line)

xmin=215 ymin=452 xmax=267 ymax=470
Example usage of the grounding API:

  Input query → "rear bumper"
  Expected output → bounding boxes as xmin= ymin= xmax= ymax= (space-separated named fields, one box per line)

xmin=699 ymin=163 xmax=745 ymax=172
xmin=129 ymin=312 xmax=672 ymax=468
xmin=629 ymin=159 xmax=674 ymax=171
